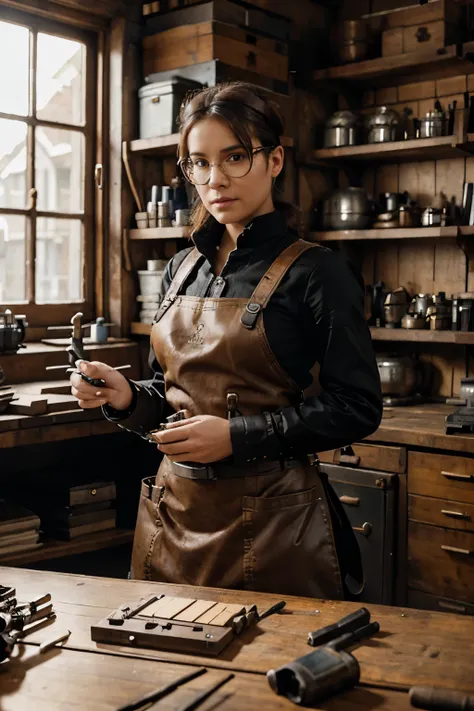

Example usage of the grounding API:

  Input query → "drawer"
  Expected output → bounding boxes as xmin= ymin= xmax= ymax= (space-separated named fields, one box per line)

xmin=319 ymin=443 xmax=406 ymax=474
xmin=408 ymin=521 xmax=474 ymax=602
xmin=408 ymin=589 xmax=474 ymax=617
xmin=408 ymin=451 xmax=474 ymax=504
xmin=408 ymin=494 xmax=474 ymax=532
xmin=403 ymin=20 xmax=448 ymax=54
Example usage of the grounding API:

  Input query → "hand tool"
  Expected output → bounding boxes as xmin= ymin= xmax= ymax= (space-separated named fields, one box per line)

xmin=39 ymin=629 xmax=71 ymax=654
xmin=116 ymin=667 xmax=207 ymax=711
xmin=173 ymin=673 xmax=235 ymax=711
xmin=409 ymin=686 xmax=474 ymax=711
xmin=307 ymin=607 xmax=371 ymax=647
xmin=267 ymin=620 xmax=380 ymax=706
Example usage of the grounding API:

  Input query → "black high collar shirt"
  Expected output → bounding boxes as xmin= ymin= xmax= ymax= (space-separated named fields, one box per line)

xmin=105 ymin=211 xmax=383 ymax=463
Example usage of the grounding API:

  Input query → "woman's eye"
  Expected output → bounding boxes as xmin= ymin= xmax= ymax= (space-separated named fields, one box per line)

xmin=192 ymin=159 xmax=208 ymax=168
xmin=227 ymin=153 xmax=245 ymax=163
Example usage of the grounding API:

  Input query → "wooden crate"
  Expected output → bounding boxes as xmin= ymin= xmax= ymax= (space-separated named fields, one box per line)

xmin=365 ymin=0 xmax=470 ymax=57
xmin=143 ymin=20 xmax=289 ymax=83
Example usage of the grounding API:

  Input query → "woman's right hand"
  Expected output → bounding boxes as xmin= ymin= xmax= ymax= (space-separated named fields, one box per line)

xmin=70 ymin=360 xmax=133 ymax=411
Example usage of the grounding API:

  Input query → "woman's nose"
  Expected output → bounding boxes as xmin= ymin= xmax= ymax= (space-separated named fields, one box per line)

xmin=208 ymin=163 xmax=229 ymax=188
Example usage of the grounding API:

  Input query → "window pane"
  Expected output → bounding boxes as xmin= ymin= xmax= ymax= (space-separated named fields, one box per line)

xmin=36 ymin=218 xmax=83 ymax=303
xmin=0 ymin=120 xmax=28 ymax=209
xmin=36 ymin=33 xmax=86 ymax=126
xmin=35 ymin=128 xmax=84 ymax=213
xmin=0 ymin=21 xmax=29 ymax=116
xmin=0 ymin=215 xmax=26 ymax=302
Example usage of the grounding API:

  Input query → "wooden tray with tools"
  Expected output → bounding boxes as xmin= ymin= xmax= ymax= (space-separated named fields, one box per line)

xmin=91 ymin=593 xmax=265 ymax=656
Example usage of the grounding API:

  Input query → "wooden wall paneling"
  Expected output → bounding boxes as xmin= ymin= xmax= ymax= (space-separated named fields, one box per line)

xmin=300 ymin=167 xmax=334 ymax=234
xmin=426 ymin=344 xmax=467 ymax=398
xmin=435 ymin=156 xmax=465 ymax=205
xmin=375 ymin=86 xmax=398 ymax=106
xmin=433 ymin=93 xmax=467 ymax=115
xmin=398 ymin=81 xmax=436 ymax=103
xmin=296 ymin=88 xmax=335 ymax=156
xmin=397 ymin=238 xmax=435 ymax=295
xmin=398 ymin=160 xmax=436 ymax=207
xmin=465 ymin=158 xmax=474 ymax=291
xmin=339 ymin=0 xmax=370 ymax=21
xmin=434 ymin=238 xmax=467 ymax=298
xmin=436 ymin=75 xmax=468 ymax=97
xmin=373 ymin=164 xmax=399 ymax=289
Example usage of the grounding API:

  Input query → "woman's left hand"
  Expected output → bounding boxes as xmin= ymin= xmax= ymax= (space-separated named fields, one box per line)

xmin=153 ymin=414 xmax=232 ymax=464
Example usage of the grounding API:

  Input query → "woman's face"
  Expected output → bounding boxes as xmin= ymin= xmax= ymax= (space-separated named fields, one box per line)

xmin=186 ymin=116 xmax=284 ymax=225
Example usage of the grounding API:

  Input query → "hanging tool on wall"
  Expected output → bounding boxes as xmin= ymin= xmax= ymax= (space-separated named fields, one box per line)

xmin=45 ymin=312 xmax=130 ymax=388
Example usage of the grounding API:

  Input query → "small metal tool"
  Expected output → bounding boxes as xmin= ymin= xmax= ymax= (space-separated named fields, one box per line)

xmin=307 ymin=607 xmax=371 ymax=647
xmin=409 ymin=686 xmax=474 ymax=711
xmin=39 ymin=629 xmax=71 ymax=654
xmin=116 ymin=668 xmax=207 ymax=711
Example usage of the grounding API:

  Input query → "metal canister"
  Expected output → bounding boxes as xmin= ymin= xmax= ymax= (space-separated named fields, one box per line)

xmin=157 ymin=201 xmax=171 ymax=228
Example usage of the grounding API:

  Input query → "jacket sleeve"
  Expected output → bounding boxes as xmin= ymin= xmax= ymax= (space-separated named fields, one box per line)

xmin=101 ymin=252 xmax=191 ymax=438
xmin=229 ymin=251 xmax=383 ymax=463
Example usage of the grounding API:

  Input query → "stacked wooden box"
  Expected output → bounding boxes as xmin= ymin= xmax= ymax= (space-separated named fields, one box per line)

xmin=0 ymin=501 xmax=42 ymax=559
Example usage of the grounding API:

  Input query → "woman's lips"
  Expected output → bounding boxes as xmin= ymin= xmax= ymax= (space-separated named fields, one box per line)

xmin=211 ymin=198 xmax=237 ymax=207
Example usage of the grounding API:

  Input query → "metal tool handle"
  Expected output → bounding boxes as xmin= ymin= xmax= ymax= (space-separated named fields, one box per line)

xmin=329 ymin=621 xmax=380 ymax=651
xmin=409 ymin=686 xmax=474 ymax=711
xmin=307 ymin=607 xmax=371 ymax=648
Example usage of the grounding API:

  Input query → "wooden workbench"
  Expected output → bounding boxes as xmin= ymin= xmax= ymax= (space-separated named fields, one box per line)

xmin=1 ymin=567 xmax=474 ymax=710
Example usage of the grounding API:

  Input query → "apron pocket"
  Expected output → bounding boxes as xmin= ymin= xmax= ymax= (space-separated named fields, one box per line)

xmin=131 ymin=479 xmax=164 ymax=581
xmin=242 ymin=486 xmax=342 ymax=598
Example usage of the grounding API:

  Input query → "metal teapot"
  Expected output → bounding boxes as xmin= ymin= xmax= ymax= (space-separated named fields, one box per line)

xmin=0 ymin=309 xmax=27 ymax=354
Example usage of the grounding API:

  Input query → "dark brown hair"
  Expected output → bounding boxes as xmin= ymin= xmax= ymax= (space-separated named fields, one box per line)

xmin=177 ymin=81 xmax=299 ymax=234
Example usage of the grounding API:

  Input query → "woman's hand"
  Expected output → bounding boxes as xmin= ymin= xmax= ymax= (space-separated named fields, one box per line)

xmin=153 ymin=414 xmax=232 ymax=464
xmin=70 ymin=360 xmax=134 ymax=411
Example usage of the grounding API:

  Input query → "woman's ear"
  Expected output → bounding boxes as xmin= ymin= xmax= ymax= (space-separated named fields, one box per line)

xmin=270 ymin=146 xmax=284 ymax=179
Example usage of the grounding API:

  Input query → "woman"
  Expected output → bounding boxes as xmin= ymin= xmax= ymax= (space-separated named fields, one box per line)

xmin=71 ymin=82 xmax=382 ymax=599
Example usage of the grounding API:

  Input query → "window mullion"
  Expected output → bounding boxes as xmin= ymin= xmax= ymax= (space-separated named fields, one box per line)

xmin=25 ymin=27 xmax=37 ymax=304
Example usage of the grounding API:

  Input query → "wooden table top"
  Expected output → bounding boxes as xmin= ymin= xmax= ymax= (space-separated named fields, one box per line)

xmin=367 ymin=403 xmax=474 ymax=454
xmin=1 ymin=567 xmax=473 ymax=710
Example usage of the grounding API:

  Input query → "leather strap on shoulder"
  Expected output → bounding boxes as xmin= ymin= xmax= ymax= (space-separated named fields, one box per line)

xmin=241 ymin=240 xmax=318 ymax=329
xmin=153 ymin=248 xmax=202 ymax=324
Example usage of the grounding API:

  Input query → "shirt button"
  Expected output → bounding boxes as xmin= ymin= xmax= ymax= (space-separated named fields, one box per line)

xmin=215 ymin=277 xmax=224 ymax=285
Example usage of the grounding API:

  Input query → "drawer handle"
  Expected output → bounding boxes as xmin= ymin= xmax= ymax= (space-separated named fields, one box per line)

xmin=441 ymin=471 xmax=474 ymax=482
xmin=441 ymin=509 xmax=471 ymax=521
xmin=437 ymin=600 xmax=467 ymax=613
xmin=353 ymin=522 xmax=372 ymax=537
xmin=339 ymin=495 xmax=360 ymax=507
xmin=441 ymin=545 xmax=472 ymax=555
xmin=334 ymin=446 xmax=361 ymax=467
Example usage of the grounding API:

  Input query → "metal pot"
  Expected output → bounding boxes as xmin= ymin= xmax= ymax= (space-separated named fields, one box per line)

xmin=366 ymin=106 xmax=400 ymax=143
xmin=376 ymin=354 xmax=422 ymax=397
xmin=401 ymin=313 xmax=426 ymax=329
xmin=324 ymin=111 xmax=360 ymax=148
xmin=339 ymin=41 xmax=369 ymax=64
xmin=409 ymin=293 xmax=433 ymax=318
xmin=323 ymin=187 xmax=372 ymax=230
xmin=399 ymin=205 xmax=421 ymax=227
xmin=419 ymin=110 xmax=446 ymax=138
xmin=421 ymin=207 xmax=441 ymax=226
xmin=342 ymin=19 xmax=369 ymax=42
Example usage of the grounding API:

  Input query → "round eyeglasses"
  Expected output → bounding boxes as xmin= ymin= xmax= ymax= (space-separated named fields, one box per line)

xmin=179 ymin=145 xmax=277 ymax=185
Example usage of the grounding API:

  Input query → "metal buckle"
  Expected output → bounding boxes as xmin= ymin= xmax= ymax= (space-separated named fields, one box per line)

xmin=174 ymin=462 xmax=217 ymax=480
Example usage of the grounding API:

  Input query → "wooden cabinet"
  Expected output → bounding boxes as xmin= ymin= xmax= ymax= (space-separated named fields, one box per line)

xmin=407 ymin=588 xmax=474 ymax=617
xmin=408 ymin=494 xmax=474 ymax=532
xmin=319 ymin=443 xmax=407 ymax=474
xmin=408 ymin=451 xmax=474 ymax=503
xmin=407 ymin=521 xmax=474 ymax=602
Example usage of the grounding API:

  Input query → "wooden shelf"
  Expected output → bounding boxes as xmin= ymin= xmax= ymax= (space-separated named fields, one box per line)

xmin=0 ymin=528 xmax=134 ymax=566
xmin=309 ymin=136 xmax=474 ymax=164
xmin=129 ymin=134 xmax=294 ymax=156
xmin=313 ymin=43 xmax=474 ymax=87
xmin=371 ymin=328 xmax=474 ymax=344
xmin=129 ymin=227 xmax=191 ymax=240
xmin=310 ymin=226 xmax=459 ymax=241
xmin=131 ymin=322 xmax=152 ymax=336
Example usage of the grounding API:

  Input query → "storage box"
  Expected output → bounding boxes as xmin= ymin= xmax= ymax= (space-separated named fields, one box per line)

xmin=143 ymin=0 xmax=291 ymax=42
xmin=139 ymin=76 xmax=203 ymax=139
xmin=373 ymin=0 xmax=471 ymax=57
xmin=143 ymin=20 xmax=289 ymax=86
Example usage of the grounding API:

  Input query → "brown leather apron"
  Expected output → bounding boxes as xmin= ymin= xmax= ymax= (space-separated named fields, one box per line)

xmin=131 ymin=240 xmax=344 ymax=599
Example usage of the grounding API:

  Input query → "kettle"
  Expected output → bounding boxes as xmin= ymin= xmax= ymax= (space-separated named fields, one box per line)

xmin=0 ymin=309 xmax=27 ymax=354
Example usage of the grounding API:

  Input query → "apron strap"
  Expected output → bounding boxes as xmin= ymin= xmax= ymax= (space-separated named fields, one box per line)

xmin=241 ymin=240 xmax=318 ymax=329
xmin=154 ymin=248 xmax=202 ymax=324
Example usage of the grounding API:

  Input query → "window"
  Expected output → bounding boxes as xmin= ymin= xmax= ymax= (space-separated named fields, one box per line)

xmin=0 ymin=8 xmax=96 ymax=325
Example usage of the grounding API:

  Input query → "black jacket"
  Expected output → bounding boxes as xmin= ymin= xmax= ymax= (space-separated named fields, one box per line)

xmin=104 ymin=211 xmax=382 ymax=463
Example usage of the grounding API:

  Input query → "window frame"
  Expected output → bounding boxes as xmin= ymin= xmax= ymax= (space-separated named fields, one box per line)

xmin=0 ymin=5 xmax=97 ymax=327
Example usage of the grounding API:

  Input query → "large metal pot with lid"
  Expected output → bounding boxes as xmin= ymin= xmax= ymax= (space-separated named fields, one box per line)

xmin=366 ymin=106 xmax=400 ymax=143
xmin=376 ymin=353 xmax=423 ymax=397
xmin=324 ymin=110 xmax=360 ymax=148
xmin=323 ymin=187 xmax=373 ymax=230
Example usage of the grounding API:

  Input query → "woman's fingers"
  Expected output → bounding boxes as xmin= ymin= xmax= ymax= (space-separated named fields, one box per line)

xmin=78 ymin=398 xmax=107 ymax=409
xmin=158 ymin=440 xmax=192 ymax=456
xmin=155 ymin=425 xmax=193 ymax=443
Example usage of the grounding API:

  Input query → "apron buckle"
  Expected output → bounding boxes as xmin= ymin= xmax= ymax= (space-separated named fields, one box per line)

xmin=173 ymin=462 xmax=217 ymax=480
